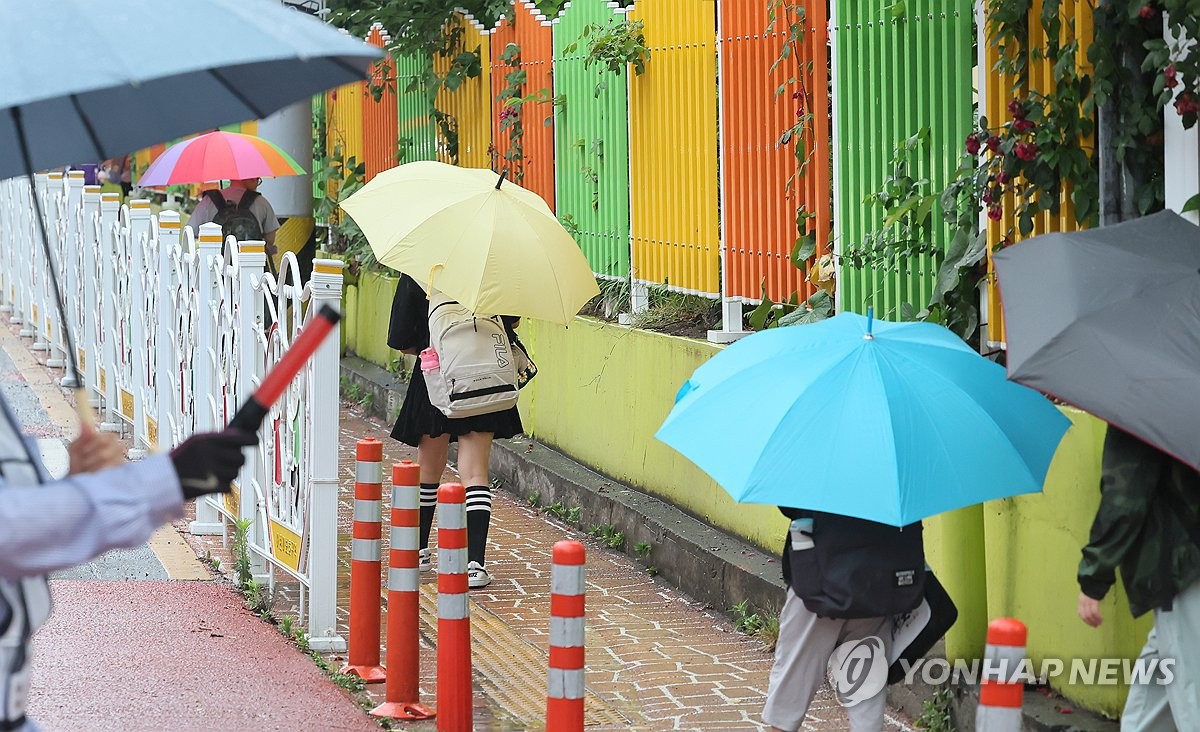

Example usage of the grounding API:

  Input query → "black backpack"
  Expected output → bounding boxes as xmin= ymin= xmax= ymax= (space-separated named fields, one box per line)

xmin=206 ymin=189 xmax=263 ymax=242
xmin=785 ymin=511 xmax=926 ymax=619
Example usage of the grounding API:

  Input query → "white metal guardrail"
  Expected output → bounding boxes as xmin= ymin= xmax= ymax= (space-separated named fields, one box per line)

xmin=0 ymin=175 xmax=345 ymax=651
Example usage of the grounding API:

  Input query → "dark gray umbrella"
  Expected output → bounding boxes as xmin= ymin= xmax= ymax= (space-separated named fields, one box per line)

xmin=0 ymin=0 xmax=381 ymax=397
xmin=993 ymin=210 xmax=1200 ymax=469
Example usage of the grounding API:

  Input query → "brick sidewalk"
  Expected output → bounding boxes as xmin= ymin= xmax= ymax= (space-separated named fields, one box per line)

xmin=186 ymin=402 xmax=915 ymax=731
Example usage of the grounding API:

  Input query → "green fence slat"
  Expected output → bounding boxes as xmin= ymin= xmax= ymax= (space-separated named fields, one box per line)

xmin=552 ymin=0 xmax=632 ymax=279
xmin=394 ymin=52 xmax=438 ymax=164
xmin=834 ymin=1 xmax=974 ymax=320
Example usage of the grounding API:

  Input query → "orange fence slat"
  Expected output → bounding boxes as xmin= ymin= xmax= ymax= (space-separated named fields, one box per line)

xmin=719 ymin=0 xmax=831 ymax=304
xmin=362 ymin=23 xmax=400 ymax=182
xmin=488 ymin=2 xmax=556 ymax=208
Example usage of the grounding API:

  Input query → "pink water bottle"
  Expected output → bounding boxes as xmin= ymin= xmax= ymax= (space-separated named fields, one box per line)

xmin=419 ymin=347 xmax=440 ymax=372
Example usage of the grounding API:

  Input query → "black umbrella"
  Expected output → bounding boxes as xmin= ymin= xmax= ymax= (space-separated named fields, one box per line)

xmin=0 ymin=0 xmax=381 ymax=410
xmin=993 ymin=210 xmax=1200 ymax=469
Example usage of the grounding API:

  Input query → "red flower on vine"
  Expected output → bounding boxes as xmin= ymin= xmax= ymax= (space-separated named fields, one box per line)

xmin=1138 ymin=4 xmax=1158 ymax=19
xmin=1175 ymin=92 xmax=1200 ymax=117
xmin=965 ymin=134 xmax=981 ymax=155
xmin=1015 ymin=142 xmax=1038 ymax=161
xmin=997 ymin=170 xmax=1012 ymax=185
xmin=1164 ymin=64 xmax=1178 ymax=90
xmin=986 ymin=136 xmax=1000 ymax=153
xmin=1007 ymin=99 xmax=1026 ymax=120
xmin=987 ymin=206 xmax=1003 ymax=221
xmin=1013 ymin=119 xmax=1035 ymax=134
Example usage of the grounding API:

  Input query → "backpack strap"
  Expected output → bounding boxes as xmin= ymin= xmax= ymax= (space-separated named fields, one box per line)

xmin=237 ymin=190 xmax=260 ymax=211
xmin=203 ymin=189 xmax=227 ymax=210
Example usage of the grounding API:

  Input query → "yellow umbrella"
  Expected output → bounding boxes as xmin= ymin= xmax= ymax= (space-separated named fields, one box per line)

xmin=339 ymin=160 xmax=600 ymax=324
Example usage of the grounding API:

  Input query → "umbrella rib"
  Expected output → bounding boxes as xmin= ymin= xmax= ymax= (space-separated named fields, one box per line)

xmin=69 ymin=94 xmax=107 ymax=159
xmin=206 ymin=69 xmax=268 ymax=119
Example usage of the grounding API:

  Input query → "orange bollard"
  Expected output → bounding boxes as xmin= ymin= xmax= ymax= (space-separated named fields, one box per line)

xmin=546 ymin=540 xmax=586 ymax=731
xmin=436 ymin=483 xmax=472 ymax=732
xmin=976 ymin=617 xmax=1027 ymax=732
xmin=340 ymin=438 xmax=386 ymax=683
xmin=371 ymin=461 xmax=435 ymax=720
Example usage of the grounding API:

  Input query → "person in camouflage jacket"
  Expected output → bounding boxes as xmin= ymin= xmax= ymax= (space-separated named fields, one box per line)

xmin=1077 ymin=426 xmax=1200 ymax=729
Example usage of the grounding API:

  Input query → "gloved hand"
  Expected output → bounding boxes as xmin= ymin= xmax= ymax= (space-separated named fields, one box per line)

xmin=170 ymin=429 xmax=258 ymax=500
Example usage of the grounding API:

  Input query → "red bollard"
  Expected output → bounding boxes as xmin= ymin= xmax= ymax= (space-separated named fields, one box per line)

xmin=437 ymin=483 xmax=472 ymax=732
xmin=371 ymin=461 xmax=435 ymax=720
xmin=546 ymin=540 xmax=586 ymax=731
xmin=976 ymin=617 xmax=1027 ymax=732
xmin=341 ymin=438 xmax=386 ymax=682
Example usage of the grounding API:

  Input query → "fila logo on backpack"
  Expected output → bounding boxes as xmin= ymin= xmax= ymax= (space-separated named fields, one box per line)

xmin=423 ymin=291 xmax=519 ymax=418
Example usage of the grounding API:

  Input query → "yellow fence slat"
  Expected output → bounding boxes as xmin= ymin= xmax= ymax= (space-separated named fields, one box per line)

xmin=436 ymin=12 xmax=493 ymax=168
xmin=985 ymin=0 xmax=1093 ymax=347
xmin=627 ymin=0 xmax=720 ymax=297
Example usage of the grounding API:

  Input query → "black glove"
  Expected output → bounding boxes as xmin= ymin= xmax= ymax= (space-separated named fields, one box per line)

xmin=170 ymin=429 xmax=259 ymax=500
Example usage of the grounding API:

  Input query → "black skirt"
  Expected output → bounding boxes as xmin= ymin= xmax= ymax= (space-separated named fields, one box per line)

xmin=390 ymin=360 xmax=524 ymax=447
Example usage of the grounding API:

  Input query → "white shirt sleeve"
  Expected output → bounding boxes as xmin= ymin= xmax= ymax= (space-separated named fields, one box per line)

xmin=0 ymin=455 xmax=184 ymax=579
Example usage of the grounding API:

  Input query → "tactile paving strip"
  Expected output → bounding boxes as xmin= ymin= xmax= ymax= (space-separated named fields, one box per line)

xmin=415 ymin=583 xmax=637 ymax=728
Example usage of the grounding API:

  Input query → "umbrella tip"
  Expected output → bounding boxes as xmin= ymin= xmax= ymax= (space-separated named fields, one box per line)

xmin=865 ymin=307 xmax=875 ymax=340
xmin=495 ymin=168 xmax=509 ymax=190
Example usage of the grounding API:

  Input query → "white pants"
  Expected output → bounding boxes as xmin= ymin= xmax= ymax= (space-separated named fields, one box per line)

xmin=763 ymin=589 xmax=891 ymax=731
xmin=1122 ymin=579 xmax=1200 ymax=731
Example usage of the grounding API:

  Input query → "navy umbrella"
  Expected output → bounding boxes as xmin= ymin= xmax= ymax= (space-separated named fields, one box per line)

xmin=993 ymin=210 xmax=1200 ymax=469
xmin=0 ymin=0 xmax=381 ymax=402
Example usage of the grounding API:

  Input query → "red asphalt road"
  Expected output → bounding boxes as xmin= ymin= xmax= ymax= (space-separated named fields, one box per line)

xmin=28 ymin=580 xmax=379 ymax=732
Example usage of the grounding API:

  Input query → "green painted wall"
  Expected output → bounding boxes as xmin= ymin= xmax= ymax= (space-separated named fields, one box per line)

xmin=341 ymin=268 xmax=402 ymax=369
xmin=982 ymin=409 xmax=1151 ymax=717
xmin=341 ymin=282 xmax=1146 ymax=717
xmin=516 ymin=317 xmax=790 ymax=551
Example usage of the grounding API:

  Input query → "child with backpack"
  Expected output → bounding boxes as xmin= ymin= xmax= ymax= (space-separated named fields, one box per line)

xmin=763 ymin=507 xmax=953 ymax=731
xmin=386 ymin=274 xmax=526 ymax=589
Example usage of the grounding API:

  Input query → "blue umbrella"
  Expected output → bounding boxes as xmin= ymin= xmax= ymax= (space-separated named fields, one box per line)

xmin=655 ymin=312 xmax=1071 ymax=526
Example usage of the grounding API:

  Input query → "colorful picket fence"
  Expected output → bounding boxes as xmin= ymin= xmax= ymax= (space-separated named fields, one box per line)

xmin=362 ymin=22 xmax=399 ymax=182
xmin=319 ymin=1 xmax=1101 ymax=345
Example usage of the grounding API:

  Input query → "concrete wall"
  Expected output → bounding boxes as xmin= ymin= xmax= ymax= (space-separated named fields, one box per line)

xmin=341 ymin=279 xmax=1146 ymax=716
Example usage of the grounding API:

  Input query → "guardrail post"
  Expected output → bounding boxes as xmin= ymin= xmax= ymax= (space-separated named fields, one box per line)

xmin=189 ymin=223 xmax=226 ymax=535
xmin=155 ymin=211 xmax=181 ymax=451
xmin=80 ymin=184 xmax=101 ymax=405
xmin=60 ymin=170 xmax=84 ymax=385
xmin=306 ymin=257 xmax=345 ymax=652
xmin=28 ymin=172 xmax=49 ymax=345
xmin=126 ymin=199 xmax=152 ymax=458
xmin=97 ymin=193 xmax=122 ymax=432
xmin=234 ymin=239 xmax=267 ymax=578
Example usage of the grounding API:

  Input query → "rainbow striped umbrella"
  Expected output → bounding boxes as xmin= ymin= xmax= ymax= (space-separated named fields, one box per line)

xmin=137 ymin=130 xmax=304 ymax=187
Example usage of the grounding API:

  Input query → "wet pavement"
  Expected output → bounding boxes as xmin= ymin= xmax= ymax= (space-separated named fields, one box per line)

xmin=187 ymin=402 xmax=916 ymax=731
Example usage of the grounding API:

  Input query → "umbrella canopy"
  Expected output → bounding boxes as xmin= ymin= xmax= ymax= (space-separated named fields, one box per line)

xmin=0 ymin=0 xmax=381 ymax=180
xmin=339 ymin=160 xmax=600 ymax=325
xmin=655 ymin=313 xmax=1070 ymax=526
xmin=993 ymin=210 xmax=1200 ymax=469
xmin=137 ymin=131 xmax=305 ymax=187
